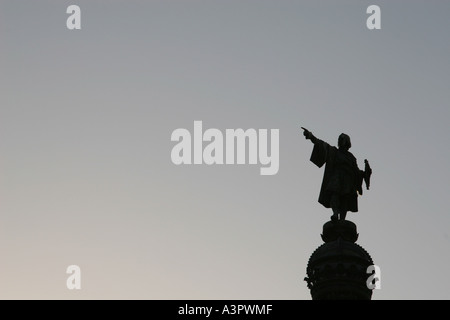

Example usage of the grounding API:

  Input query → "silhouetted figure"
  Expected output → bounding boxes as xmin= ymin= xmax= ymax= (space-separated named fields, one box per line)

xmin=301 ymin=127 xmax=372 ymax=221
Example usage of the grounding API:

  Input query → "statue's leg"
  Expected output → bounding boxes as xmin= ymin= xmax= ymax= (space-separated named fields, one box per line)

xmin=330 ymin=195 xmax=339 ymax=221
xmin=331 ymin=207 xmax=339 ymax=221
xmin=339 ymin=195 xmax=349 ymax=220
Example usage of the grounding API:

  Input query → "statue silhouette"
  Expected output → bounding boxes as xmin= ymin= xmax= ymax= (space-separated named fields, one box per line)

xmin=301 ymin=127 xmax=372 ymax=221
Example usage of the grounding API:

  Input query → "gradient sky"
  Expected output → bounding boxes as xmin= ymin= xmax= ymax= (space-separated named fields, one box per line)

xmin=1 ymin=0 xmax=450 ymax=299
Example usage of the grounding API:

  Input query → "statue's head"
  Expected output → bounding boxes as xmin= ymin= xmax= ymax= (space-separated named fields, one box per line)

xmin=338 ymin=133 xmax=351 ymax=150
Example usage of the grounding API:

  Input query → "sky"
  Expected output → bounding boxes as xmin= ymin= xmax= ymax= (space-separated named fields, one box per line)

xmin=1 ymin=0 xmax=450 ymax=299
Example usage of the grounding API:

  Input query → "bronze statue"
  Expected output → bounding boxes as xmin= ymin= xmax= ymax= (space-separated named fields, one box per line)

xmin=301 ymin=127 xmax=372 ymax=221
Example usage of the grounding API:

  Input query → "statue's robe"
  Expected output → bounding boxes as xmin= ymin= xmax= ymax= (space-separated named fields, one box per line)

xmin=310 ymin=139 xmax=365 ymax=213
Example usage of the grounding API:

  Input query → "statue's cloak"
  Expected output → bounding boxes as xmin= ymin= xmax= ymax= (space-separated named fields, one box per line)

xmin=310 ymin=139 xmax=364 ymax=212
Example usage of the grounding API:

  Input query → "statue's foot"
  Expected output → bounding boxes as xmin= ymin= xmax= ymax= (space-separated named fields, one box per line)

xmin=331 ymin=214 xmax=338 ymax=221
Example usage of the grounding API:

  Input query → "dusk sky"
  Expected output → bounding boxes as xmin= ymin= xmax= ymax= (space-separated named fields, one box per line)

xmin=1 ymin=0 xmax=450 ymax=299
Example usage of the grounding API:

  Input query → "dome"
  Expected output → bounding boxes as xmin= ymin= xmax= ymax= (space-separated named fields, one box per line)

xmin=305 ymin=221 xmax=375 ymax=300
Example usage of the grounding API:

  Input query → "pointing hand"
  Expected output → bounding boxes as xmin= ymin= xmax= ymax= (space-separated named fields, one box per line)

xmin=301 ymin=127 xmax=311 ymax=139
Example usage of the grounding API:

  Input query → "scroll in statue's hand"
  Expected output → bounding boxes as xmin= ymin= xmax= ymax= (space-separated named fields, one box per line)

xmin=364 ymin=159 xmax=372 ymax=190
